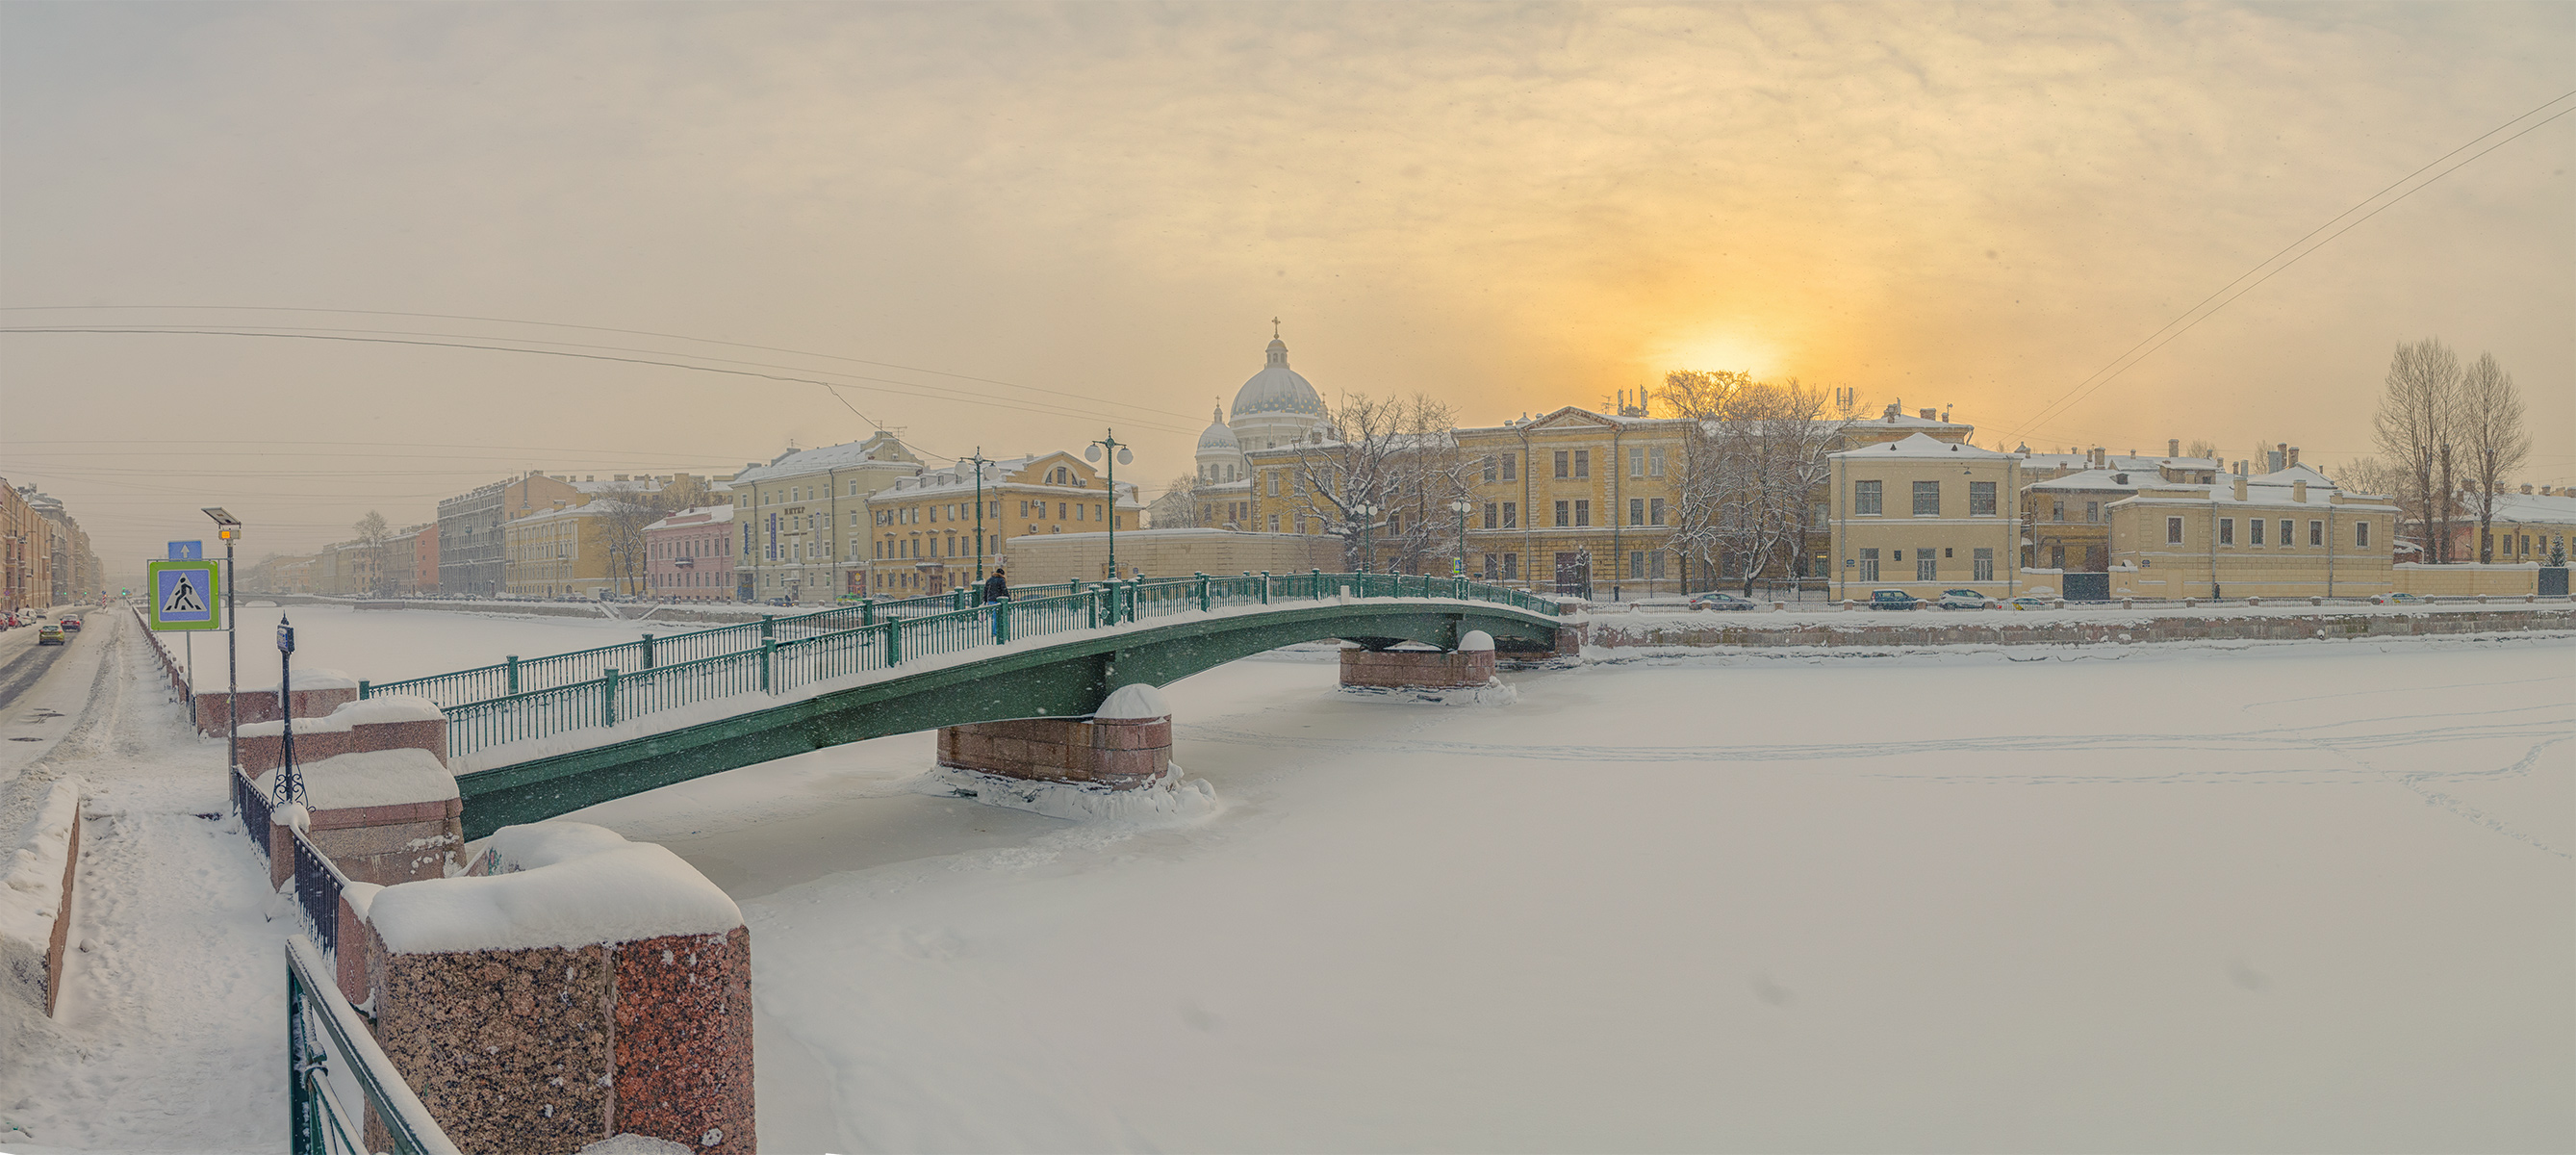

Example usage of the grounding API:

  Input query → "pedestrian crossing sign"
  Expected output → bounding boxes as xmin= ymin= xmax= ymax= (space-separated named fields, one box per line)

xmin=147 ymin=559 xmax=222 ymax=631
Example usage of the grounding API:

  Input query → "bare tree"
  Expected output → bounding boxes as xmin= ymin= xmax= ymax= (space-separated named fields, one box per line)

xmin=1663 ymin=375 xmax=1846 ymax=595
xmin=589 ymin=482 xmax=662 ymax=598
xmin=1147 ymin=473 xmax=1205 ymax=529
xmin=352 ymin=510 xmax=391 ymax=596
xmin=2456 ymin=351 xmax=2531 ymax=563
xmin=1285 ymin=392 xmax=1469 ymax=572
xmin=2372 ymin=338 xmax=2463 ymax=562
xmin=2184 ymin=438 xmax=2221 ymax=461
xmin=2330 ymin=455 xmax=2401 ymax=499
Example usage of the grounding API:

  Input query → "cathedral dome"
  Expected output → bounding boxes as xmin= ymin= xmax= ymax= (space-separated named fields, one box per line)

xmin=1196 ymin=406 xmax=1239 ymax=450
xmin=1231 ymin=335 xmax=1327 ymax=420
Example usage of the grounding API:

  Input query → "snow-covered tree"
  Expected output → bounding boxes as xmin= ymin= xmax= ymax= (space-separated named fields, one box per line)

xmin=1285 ymin=392 xmax=1470 ymax=572
xmin=1660 ymin=372 xmax=1849 ymax=595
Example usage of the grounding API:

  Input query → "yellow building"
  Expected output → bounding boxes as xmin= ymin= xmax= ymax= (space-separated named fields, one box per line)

xmin=734 ymin=433 xmax=923 ymax=603
xmin=2105 ymin=466 xmax=2395 ymax=600
xmin=1439 ymin=407 xmax=1691 ymax=596
xmin=503 ymin=502 xmax=621 ymax=599
xmin=863 ymin=451 xmax=1141 ymax=594
xmin=1827 ymin=433 xmax=2025 ymax=601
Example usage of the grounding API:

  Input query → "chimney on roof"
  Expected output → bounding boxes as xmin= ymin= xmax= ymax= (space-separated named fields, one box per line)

xmin=2233 ymin=475 xmax=2248 ymax=502
xmin=2267 ymin=443 xmax=2286 ymax=474
xmin=2287 ymin=447 xmax=2300 ymax=468
xmin=1918 ymin=407 xmax=1936 ymax=421
xmin=2521 ymin=483 xmax=2535 ymax=495
xmin=2168 ymin=438 xmax=2181 ymax=457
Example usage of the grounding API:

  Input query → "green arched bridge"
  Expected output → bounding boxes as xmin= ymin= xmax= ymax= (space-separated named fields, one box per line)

xmin=356 ymin=573 xmax=1563 ymax=839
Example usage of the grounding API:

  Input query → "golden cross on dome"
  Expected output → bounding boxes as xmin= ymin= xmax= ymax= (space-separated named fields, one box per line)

xmin=1271 ymin=316 xmax=1280 ymax=338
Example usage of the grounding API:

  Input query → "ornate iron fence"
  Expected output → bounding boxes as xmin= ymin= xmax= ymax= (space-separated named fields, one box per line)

xmin=408 ymin=574 xmax=1552 ymax=757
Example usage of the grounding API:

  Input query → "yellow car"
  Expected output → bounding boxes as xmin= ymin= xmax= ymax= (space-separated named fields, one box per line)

xmin=37 ymin=623 xmax=65 ymax=645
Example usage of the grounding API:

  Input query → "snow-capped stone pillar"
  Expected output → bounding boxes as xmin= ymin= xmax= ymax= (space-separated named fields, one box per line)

xmin=251 ymin=747 xmax=462 ymax=889
xmin=362 ymin=823 xmax=753 ymax=1155
xmin=936 ymin=683 xmax=1173 ymax=791
xmin=193 ymin=667 xmax=359 ymax=736
xmin=1338 ymin=635 xmax=1498 ymax=690
xmin=1552 ymin=602 xmax=1588 ymax=657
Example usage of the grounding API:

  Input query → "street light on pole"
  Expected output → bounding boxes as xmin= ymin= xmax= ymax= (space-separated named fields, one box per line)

xmin=1349 ymin=501 xmax=1381 ymax=572
xmin=1448 ymin=498 xmax=1471 ymax=578
xmin=965 ymin=447 xmax=994 ymax=584
xmin=1085 ymin=432 xmax=1133 ymax=581
xmin=202 ymin=507 xmax=242 ymax=783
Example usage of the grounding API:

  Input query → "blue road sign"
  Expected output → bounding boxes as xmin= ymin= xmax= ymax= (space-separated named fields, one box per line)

xmin=147 ymin=559 xmax=222 ymax=631
xmin=167 ymin=541 xmax=203 ymax=560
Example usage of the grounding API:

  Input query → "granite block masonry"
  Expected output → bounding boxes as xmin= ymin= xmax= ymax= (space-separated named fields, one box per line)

xmin=937 ymin=690 xmax=1174 ymax=790
xmin=192 ymin=666 xmax=359 ymax=736
xmin=362 ymin=822 xmax=753 ymax=1155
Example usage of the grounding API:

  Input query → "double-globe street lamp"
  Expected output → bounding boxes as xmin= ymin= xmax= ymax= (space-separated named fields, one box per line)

xmin=1085 ymin=432 xmax=1134 ymax=582
xmin=1448 ymin=498 xmax=1471 ymax=578
xmin=1348 ymin=501 xmax=1381 ymax=572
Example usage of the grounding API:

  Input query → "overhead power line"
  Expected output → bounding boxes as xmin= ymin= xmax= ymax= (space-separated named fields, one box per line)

xmin=2004 ymin=88 xmax=2576 ymax=444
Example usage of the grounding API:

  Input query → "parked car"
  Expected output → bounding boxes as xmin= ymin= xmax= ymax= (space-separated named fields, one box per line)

xmin=37 ymin=624 xmax=65 ymax=645
xmin=2369 ymin=592 xmax=2428 ymax=604
xmin=1934 ymin=589 xmax=1999 ymax=609
xmin=1868 ymin=588 xmax=1921 ymax=610
xmin=1691 ymin=592 xmax=1760 ymax=611
xmin=2006 ymin=595 xmax=2055 ymax=610
xmin=58 ymin=617 xmax=81 ymax=632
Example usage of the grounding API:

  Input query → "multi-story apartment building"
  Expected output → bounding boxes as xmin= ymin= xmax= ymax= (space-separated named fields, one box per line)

xmin=412 ymin=524 xmax=440 ymax=595
xmin=732 ymin=433 xmax=924 ymax=603
xmin=2018 ymin=441 xmax=2223 ymax=574
xmin=439 ymin=473 xmax=578 ymax=597
xmin=503 ymin=502 xmax=621 ymax=599
xmin=2439 ymin=487 xmax=2576 ymax=564
xmin=1443 ymin=407 xmax=1689 ymax=596
xmin=0 ymin=479 xmax=45 ymax=611
xmin=2107 ymin=465 xmax=2396 ymax=599
xmin=15 ymin=488 xmax=102 ymax=603
xmin=644 ymin=505 xmax=735 ymax=602
xmin=1827 ymin=433 xmax=2025 ymax=601
xmin=863 ymin=452 xmax=1140 ymax=594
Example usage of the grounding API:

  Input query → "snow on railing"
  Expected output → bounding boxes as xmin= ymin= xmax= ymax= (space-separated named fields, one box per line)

xmin=430 ymin=572 xmax=1552 ymax=759
xmin=286 ymin=936 xmax=461 ymax=1155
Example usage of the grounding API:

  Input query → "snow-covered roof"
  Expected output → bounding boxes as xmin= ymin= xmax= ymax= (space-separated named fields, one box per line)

xmin=506 ymin=501 xmax=603 ymax=526
xmin=734 ymin=432 xmax=921 ymax=486
xmin=2108 ymin=470 xmax=2398 ymax=514
xmin=1197 ymin=407 xmax=1240 ymax=451
xmin=2473 ymin=491 xmax=2576 ymax=526
xmin=1233 ymin=335 xmax=1328 ymax=420
xmin=1831 ymin=431 xmax=2010 ymax=460
xmin=2028 ymin=468 xmax=2159 ymax=493
xmin=875 ymin=456 xmax=1142 ymax=506
xmin=644 ymin=504 xmax=735 ymax=532
xmin=2020 ymin=452 xmax=2220 ymax=474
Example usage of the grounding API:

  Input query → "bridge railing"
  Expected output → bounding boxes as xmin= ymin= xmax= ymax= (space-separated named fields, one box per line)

xmin=434 ymin=574 xmax=1555 ymax=758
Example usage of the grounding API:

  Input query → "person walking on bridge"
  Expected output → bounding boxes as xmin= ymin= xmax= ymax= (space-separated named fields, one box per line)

xmin=982 ymin=567 xmax=1009 ymax=603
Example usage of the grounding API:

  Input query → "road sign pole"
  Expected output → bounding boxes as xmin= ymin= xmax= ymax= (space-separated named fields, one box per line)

xmin=226 ymin=538 xmax=238 ymax=781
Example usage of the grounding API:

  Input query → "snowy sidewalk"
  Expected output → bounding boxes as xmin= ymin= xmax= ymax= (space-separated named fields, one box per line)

xmin=0 ymin=614 xmax=290 ymax=1153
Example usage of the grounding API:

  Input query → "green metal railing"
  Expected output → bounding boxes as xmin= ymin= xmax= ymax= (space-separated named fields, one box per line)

xmin=422 ymin=574 xmax=1553 ymax=759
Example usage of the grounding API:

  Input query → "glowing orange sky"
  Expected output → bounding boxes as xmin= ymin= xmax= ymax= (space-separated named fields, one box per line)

xmin=2 ymin=3 xmax=2568 ymax=567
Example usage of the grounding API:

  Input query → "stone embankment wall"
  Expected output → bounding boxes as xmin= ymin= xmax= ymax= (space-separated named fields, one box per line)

xmin=1578 ymin=606 xmax=2576 ymax=651
xmin=2389 ymin=563 xmax=2543 ymax=597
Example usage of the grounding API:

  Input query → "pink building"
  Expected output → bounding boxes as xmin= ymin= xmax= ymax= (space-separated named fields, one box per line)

xmin=645 ymin=505 xmax=736 ymax=602
xmin=412 ymin=524 xmax=440 ymax=595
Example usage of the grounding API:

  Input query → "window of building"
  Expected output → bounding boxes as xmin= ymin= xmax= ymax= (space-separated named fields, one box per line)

xmin=1554 ymin=500 xmax=1570 ymax=527
xmin=1553 ymin=450 xmax=1569 ymax=479
xmin=1629 ymin=498 xmax=1645 ymax=526
xmin=2219 ymin=518 xmax=2234 ymax=545
xmin=1630 ymin=551 xmax=1645 ymax=578
xmin=1917 ymin=553 xmax=1936 ymax=581
xmin=1855 ymin=480 xmax=1883 ymax=515
xmin=1648 ymin=446 xmax=1666 ymax=477
xmin=2279 ymin=520 xmax=2293 ymax=548
xmin=1574 ymin=500 xmax=1591 ymax=526
xmin=1974 ymin=548 xmax=1994 ymax=581
xmin=1857 ymin=548 xmax=1879 ymax=581
xmin=2168 ymin=516 xmax=2184 ymax=545
xmin=1502 ymin=453 xmax=1517 ymax=481
xmin=2356 ymin=521 xmax=2371 ymax=548
xmin=1968 ymin=482 xmax=1996 ymax=517
xmin=2052 ymin=500 xmax=2063 ymax=522
xmin=1483 ymin=502 xmax=1498 ymax=529
xmin=1502 ymin=501 xmax=1518 ymax=528
xmin=1629 ymin=448 xmax=1645 ymax=478
xmin=1574 ymin=450 xmax=1591 ymax=479
xmin=1268 ymin=514 xmax=1280 ymax=532
xmin=1482 ymin=457 xmax=1498 ymax=483
xmin=2308 ymin=520 xmax=2324 ymax=546
xmin=1649 ymin=498 xmax=1666 ymax=526
xmin=1483 ymin=553 xmax=1500 ymax=579
xmin=2250 ymin=518 xmax=2264 ymax=546
xmin=1505 ymin=552 xmax=1519 ymax=578
xmin=1913 ymin=481 xmax=1940 ymax=516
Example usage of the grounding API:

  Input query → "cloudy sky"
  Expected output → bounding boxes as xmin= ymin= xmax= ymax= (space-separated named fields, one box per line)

xmin=2 ymin=2 xmax=2567 ymax=574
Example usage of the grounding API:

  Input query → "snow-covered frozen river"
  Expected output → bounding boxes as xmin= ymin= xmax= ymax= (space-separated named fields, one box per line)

xmin=535 ymin=630 xmax=2571 ymax=1152
xmin=19 ymin=609 xmax=2573 ymax=1151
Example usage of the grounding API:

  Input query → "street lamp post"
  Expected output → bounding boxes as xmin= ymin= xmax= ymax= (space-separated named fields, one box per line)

xmin=202 ymin=507 xmax=242 ymax=783
xmin=965 ymin=448 xmax=994 ymax=584
xmin=1085 ymin=432 xmax=1134 ymax=581
xmin=1349 ymin=501 xmax=1381 ymax=572
xmin=1448 ymin=498 xmax=1471 ymax=578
